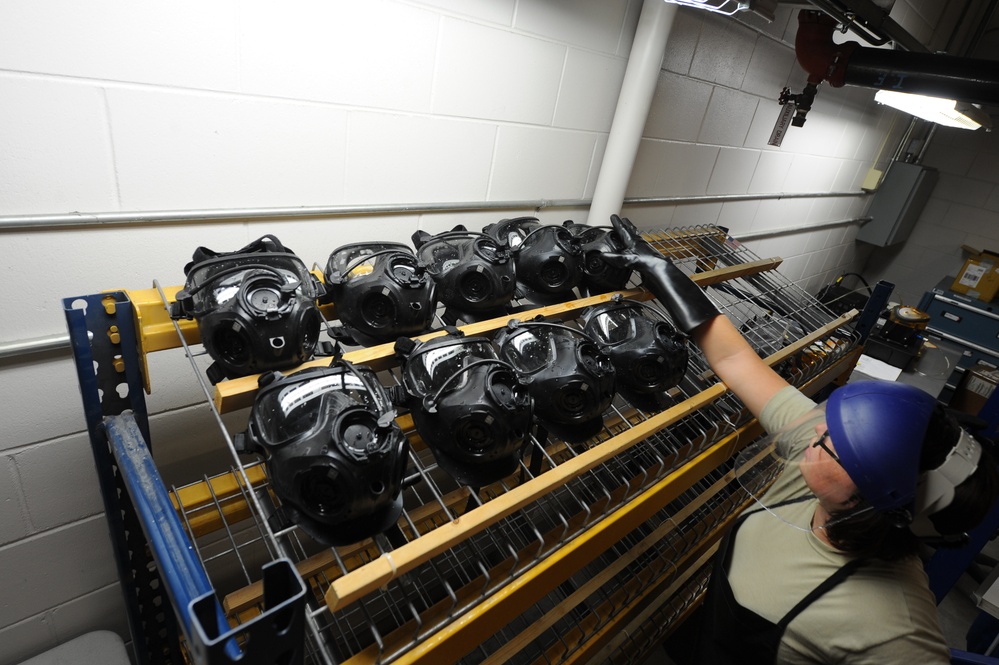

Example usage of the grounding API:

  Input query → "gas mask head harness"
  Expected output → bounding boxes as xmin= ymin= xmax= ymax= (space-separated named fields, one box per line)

xmin=412 ymin=226 xmax=516 ymax=324
xmin=172 ymin=235 xmax=325 ymax=384
xmin=322 ymin=242 xmax=436 ymax=347
xmin=735 ymin=381 xmax=984 ymax=540
xmin=494 ymin=318 xmax=616 ymax=443
xmin=562 ymin=221 xmax=632 ymax=296
xmin=484 ymin=217 xmax=584 ymax=305
xmin=393 ymin=329 xmax=533 ymax=487
xmin=234 ymin=360 xmax=409 ymax=546
xmin=580 ymin=296 xmax=689 ymax=410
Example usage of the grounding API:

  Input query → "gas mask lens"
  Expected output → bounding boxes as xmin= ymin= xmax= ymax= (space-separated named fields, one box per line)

xmin=733 ymin=406 xmax=873 ymax=532
xmin=173 ymin=237 xmax=324 ymax=383
xmin=587 ymin=305 xmax=638 ymax=343
xmin=238 ymin=363 xmax=409 ymax=546
xmin=323 ymin=242 xmax=436 ymax=347
xmin=396 ymin=334 xmax=533 ymax=487
xmin=402 ymin=338 xmax=495 ymax=399
xmin=582 ymin=300 xmax=689 ymax=395
xmin=496 ymin=321 xmax=615 ymax=443
xmin=255 ymin=369 xmax=385 ymax=444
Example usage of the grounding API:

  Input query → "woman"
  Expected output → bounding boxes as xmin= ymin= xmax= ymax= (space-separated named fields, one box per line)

xmin=602 ymin=215 xmax=999 ymax=664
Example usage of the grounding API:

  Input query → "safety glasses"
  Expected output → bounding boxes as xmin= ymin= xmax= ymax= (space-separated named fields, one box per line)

xmin=812 ymin=430 xmax=843 ymax=467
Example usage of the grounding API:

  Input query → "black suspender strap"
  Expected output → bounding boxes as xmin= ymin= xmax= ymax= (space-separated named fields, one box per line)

xmin=776 ymin=557 xmax=867 ymax=630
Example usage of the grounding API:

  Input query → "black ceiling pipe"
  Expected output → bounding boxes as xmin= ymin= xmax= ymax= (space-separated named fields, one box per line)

xmin=787 ymin=10 xmax=999 ymax=126
xmin=844 ymin=48 xmax=999 ymax=105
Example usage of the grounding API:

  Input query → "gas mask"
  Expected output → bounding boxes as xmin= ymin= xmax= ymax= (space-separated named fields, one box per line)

xmin=322 ymin=242 xmax=436 ymax=347
xmin=484 ymin=217 xmax=584 ymax=305
xmin=394 ymin=331 xmax=533 ymax=487
xmin=563 ymin=221 xmax=632 ymax=296
xmin=234 ymin=362 xmax=409 ymax=546
xmin=413 ymin=227 xmax=516 ymax=323
xmin=172 ymin=235 xmax=325 ymax=384
xmin=495 ymin=319 xmax=616 ymax=443
xmin=581 ymin=297 xmax=689 ymax=411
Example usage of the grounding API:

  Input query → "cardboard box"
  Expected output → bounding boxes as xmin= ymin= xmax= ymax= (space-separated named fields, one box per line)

xmin=950 ymin=363 xmax=999 ymax=415
xmin=951 ymin=249 xmax=999 ymax=301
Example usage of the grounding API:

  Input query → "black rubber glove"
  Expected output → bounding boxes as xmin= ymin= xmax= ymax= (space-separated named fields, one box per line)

xmin=602 ymin=214 xmax=720 ymax=334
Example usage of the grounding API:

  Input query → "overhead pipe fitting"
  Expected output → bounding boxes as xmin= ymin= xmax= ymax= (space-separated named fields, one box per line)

xmin=785 ymin=10 xmax=999 ymax=127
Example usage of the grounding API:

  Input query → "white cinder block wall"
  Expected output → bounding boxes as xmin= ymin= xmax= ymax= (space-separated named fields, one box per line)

xmin=864 ymin=126 xmax=999 ymax=305
xmin=0 ymin=0 xmax=982 ymax=662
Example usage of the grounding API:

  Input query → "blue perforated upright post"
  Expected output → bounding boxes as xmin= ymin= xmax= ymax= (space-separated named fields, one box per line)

xmin=64 ymin=292 xmax=176 ymax=664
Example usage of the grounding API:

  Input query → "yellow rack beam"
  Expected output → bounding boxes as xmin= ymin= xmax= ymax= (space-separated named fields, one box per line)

xmin=480 ymin=463 xmax=741 ymax=665
xmin=365 ymin=424 xmax=747 ymax=665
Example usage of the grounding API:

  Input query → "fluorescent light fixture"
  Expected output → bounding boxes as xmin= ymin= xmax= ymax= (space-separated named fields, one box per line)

xmin=874 ymin=90 xmax=992 ymax=130
xmin=660 ymin=0 xmax=747 ymax=17
xmin=660 ymin=0 xmax=777 ymax=20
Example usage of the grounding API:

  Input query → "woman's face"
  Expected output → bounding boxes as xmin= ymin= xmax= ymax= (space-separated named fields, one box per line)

xmin=800 ymin=423 xmax=861 ymax=513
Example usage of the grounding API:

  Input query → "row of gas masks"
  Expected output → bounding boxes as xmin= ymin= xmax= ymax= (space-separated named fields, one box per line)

xmin=228 ymin=301 xmax=689 ymax=545
xmin=170 ymin=233 xmax=689 ymax=545
xmin=409 ymin=217 xmax=632 ymax=324
xmin=171 ymin=222 xmax=632 ymax=382
xmin=326 ymin=217 xmax=633 ymax=347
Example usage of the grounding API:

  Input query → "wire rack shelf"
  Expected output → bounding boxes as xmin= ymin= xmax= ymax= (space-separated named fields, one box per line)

xmin=66 ymin=224 xmax=863 ymax=665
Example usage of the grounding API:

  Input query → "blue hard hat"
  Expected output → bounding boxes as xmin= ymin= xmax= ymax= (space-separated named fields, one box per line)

xmin=825 ymin=380 xmax=937 ymax=512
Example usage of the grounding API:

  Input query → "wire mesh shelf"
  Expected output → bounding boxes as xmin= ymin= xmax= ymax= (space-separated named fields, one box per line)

xmin=120 ymin=224 xmax=861 ymax=664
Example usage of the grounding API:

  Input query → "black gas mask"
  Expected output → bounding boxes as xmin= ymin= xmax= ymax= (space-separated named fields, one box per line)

xmin=413 ymin=227 xmax=516 ymax=324
xmin=171 ymin=235 xmax=325 ymax=384
xmin=322 ymin=242 xmax=436 ymax=347
xmin=394 ymin=331 xmax=533 ymax=487
xmin=234 ymin=362 xmax=409 ymax=546
xmin=581 ymin=298 xmax=689 ymax=411
xmin=563 ymin=221 xmax=632 ymax=296
xmin=495 ymin=319 xmax=616 ymax=443
xmin=484 ymin=217 xmax=584 ymax=305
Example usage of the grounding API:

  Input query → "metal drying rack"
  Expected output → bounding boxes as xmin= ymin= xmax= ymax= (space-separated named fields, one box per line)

xmin=64 ymin=224 xmax=863 ymax=665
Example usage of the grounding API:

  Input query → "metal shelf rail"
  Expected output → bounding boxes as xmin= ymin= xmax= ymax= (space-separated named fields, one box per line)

xmin=64 ymin=224 xmax=860 ymax=665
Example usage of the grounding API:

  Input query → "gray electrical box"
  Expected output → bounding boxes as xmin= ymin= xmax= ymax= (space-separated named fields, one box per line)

xmin=857 ymin=162 xmax=939 ymax=247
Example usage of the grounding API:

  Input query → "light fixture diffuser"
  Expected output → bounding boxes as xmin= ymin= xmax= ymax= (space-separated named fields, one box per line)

xmin=874 ymin=90 xmax=992 ymax=130
xmin=660 ymin=0 xmax=776 ymax=20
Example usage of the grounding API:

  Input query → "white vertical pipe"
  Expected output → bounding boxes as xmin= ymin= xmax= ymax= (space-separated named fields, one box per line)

xmin=588 ymin=0 xmax=678 ymax=225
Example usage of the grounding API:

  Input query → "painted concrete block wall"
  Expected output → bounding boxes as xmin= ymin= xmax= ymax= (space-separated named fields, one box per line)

xmin=621 ymin=4 xmax=894 ymax=296
xmin=0 ymin=0 xmax=959 ymax=662
xmin=0 ymin=2 xmax=637 ymax=662
xmin=863 ymin=127 xmax=999 ymax=305
xmin=856 ymin=0 xmax=999 ymax=306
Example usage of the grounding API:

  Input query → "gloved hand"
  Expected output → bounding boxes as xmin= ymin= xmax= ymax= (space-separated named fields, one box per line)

xmin=603 ymin=214 xmax=720 ymax=334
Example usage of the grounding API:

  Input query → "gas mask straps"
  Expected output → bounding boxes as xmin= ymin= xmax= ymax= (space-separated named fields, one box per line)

xmin=323 ymin=241 xmax=437 ymax=347
xmin=495 ymin=318 xmax=616 ymax=444
xmin=485 ymin=217 xmax=584 ymax=306
xmin=236 ymin=361 xmax=410 ymax=546
xmin=394 ymin=331 xmax=534 ymax=488
xmin=413 ymin=229 xmax=516 ymax=324
xmin=172 ymin=235 xmax=325 ymax=384
xmin=563 ymin=221 xmax=633 ymax=296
